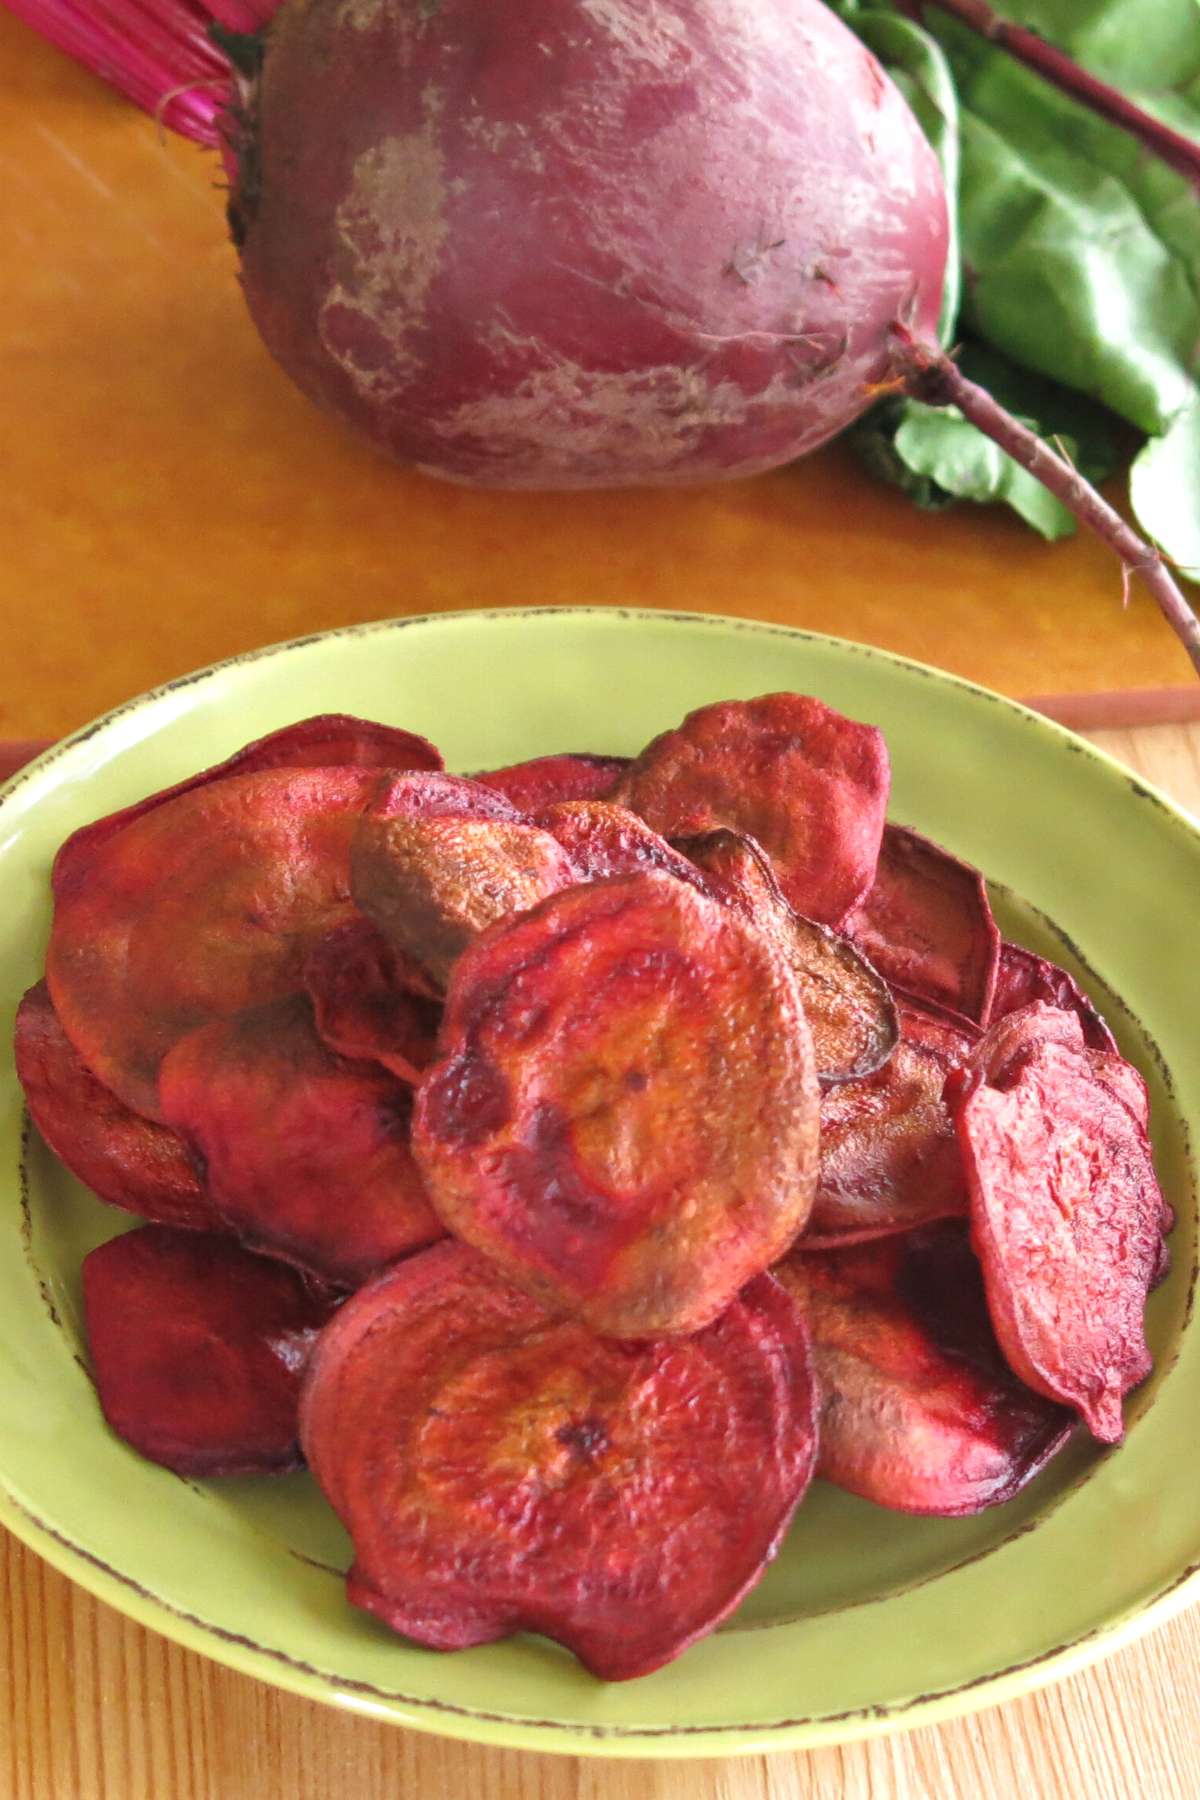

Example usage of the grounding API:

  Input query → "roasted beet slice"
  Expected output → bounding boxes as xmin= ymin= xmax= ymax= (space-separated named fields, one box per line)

xmin=84 ymin=1225 xmax=338 ymax=1477
xmin=535 ymin=800 xmax=708 ymax=888
xmin=159 ymin=994 xmax=444 ymax=1287
xmin=413 ymin=873 xmax=819 ymax=1338
xmin=991 ymin=941 xmax=1117 ymax=1053
xmin=304 ymin=919 xmax=440 ymax=1082
xmin=805 ymin=1004 xmax=976 ymax=1248
xmin=300 ymin=1241 xmax=818 ymax=1680
xmin=957 ymin=1040 xmax=1166 ymax=1443
xmin=774 ymin=1225 xmax=1072 ymax=1514
xmin=678 ymin=829 xmax=898 ymax=1086
xmin=370 ymin=770 xmax=523 ymax=824
xmin=14 ymin=982 xmax=221 ymax=1232
xmin=474 ymin=753 xmax=629 ymax=811
xmin=46 ymin=766 xmax=383 ymax=1121
xmin=614 ymin=693 xmax=890 ymax=925
xmin=843 ymin=825 xmax=1000 ymax=1026
xmin=352 ymin=814 xmax=577 ymax=991
xmin=52 ymin=714 xmax=442 ymax=897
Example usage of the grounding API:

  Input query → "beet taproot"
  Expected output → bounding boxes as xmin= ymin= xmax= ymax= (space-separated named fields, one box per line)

xmin=159 ymin=993 xmax=444 ymax=1287
xmin=413 ymin=871 xmax=820 ymax=1337
xmin=304 ymin=918 xmax=441 ymax=1082
xmin=300 ymin=1240 xmax=818 ymax=1679
xmin=775 ymin=1225 xmax=1072 ymax=1514
xmin=84 ymin=1225 xmax=339 ymax=1477
xmin=475 ymin=753 xmax=629 ymax=811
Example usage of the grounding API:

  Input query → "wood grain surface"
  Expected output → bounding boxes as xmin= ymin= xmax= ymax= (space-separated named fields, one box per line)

xmin=0 ymin=722 xmax=1195 ymax=1800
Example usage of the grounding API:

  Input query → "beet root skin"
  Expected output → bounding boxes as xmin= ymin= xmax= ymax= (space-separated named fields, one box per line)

xmin=232 ymin=0 xmax=947 ymax=489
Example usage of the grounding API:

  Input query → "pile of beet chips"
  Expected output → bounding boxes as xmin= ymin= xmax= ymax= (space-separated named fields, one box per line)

xmin=16 ymin=695 xmax=1170 ymax=1680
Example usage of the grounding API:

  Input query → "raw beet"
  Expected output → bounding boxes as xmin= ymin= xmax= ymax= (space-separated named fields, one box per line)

xmin=615 ymin=693 xmax=890 ymax=925
xmin=299 ymin=1241 xmax=819 ymax=1679
xmin=774 ymin=1225 xmax=1072 ymax=1514
xmin=159 ymin=993 xmax=444 ymax=1287
xmin=475 ymin=754 xmax=629 ymax=810
xmin=991 ymin=941 xmax=1117 ymax=1053
xmin=535 ymin=800 xmax=710 ymax=889
xmin=413 ymin=872 xmax=819 ymax=1338
xmin=231 ymin=0 xmax=947 ymax=487
xmin=84 ymin=1225 xmax=339 ymax=1477
xmin=14 ymin=982 xmax=221 ymax=1232
xmin=304 ymin=918 xmax=441 ymax=1082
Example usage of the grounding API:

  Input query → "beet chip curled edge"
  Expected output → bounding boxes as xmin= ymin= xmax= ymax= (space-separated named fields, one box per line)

xmin=303 ymin=919 xmax=441 ymax=1083
xmin=775 ymin=1225 xmax=1072 ymax=1515
xmin=300 ymin=1241 xmax=819 ymax=1680
xmin=413 ymin=872 xmax=820 ymax=1338
xmin=85 ymin=1226 xmax=339 ymax=1477
xmin=614 ymin=693 xmax=890 ymax=926
xmin=474 ymin=752 xmax=629 ymax=811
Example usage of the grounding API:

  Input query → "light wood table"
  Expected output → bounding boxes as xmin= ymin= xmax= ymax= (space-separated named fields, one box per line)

xmin=1 ymin=721 xmax=1197 ymax=1800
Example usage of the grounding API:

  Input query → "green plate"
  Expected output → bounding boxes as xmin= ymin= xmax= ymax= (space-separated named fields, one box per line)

xmin=0 ymin=608 xmax=1196 ymax=1759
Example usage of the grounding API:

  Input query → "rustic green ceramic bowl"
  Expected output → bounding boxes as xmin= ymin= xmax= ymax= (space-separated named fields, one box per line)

xmin=0 ymin=609 xmax=1196 ymax=1758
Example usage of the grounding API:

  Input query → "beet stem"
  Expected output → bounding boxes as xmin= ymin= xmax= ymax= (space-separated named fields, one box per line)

xmin=890 ymin=329 xmax=1200 ymax=680
xmin=900 ymin=0 xmax=1200 ymax=194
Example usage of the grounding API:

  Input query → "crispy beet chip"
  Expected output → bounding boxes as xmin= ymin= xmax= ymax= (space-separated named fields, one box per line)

xmin=52 ymin=714 xmax=442 ymax=897
xmin=46 ymin=767 xmax=384 ymax=1121
xmin=774 ymin=1225 xmax=1072 ymax=1514
xmin=413 ymin=873 xmax=820 ymax=1338
xmin=84 ymin=1225 xmax=339 ymax=1477
xmin=370 ymin=770 xmax=523 ymax=824
xmin=805 ymin=1004 xmax=976 ymax=1248
xmin=534 ymin=800 xmax=709 ymax=887
xmin=843 ymin=825 xmax=1000 ymax=1026
xmin=14 ymin=982 xmax=222 ymax=1232
xmin=614 ymin=693 xmax=890 ymax=925
xmin=304 ymin=919 xmax=440 ymax=1082
xmin=992 ymin=941 xmax=1117 ymax=1052
xmin=678 ymin=829 xmax=898 ymax=1086
xmin=956 ymin=1040 xmax=1166 ymax=1443
xmin=352 ymin=815 xmax=577 ymax=992
xmin=159 ymin=994 xmax=444 ymax=1287
xmin=300 ymin=1241 xmax=818 ymax=1680
xmin=968 ymin=999 xmax=1085 ymax=1089
xmin=475 ymin=753 xmax=629 ymax=811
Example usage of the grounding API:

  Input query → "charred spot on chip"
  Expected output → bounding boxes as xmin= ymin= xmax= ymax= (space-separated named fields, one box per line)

xmin=299 ymin=1241 xmax=819 ymax=1680
xmin=474 ymin=753 xmax=629 ymax=811
xmin=535 ymin=801 xmax=710 ymax=888
xmin=84 ymin=1225 xmax=340 ymax=1478
xmin=991 ymin=941 xmax=1117 ymax=1053
xmin=304 ymin=918 xmax=441 ymax=1082
xmin=413 ymin=872 xmax=820 ymax=1338
xmin=614 ymin=693 xmax=890 ymax=926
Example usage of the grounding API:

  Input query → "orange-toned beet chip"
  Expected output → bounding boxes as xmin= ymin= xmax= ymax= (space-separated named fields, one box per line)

xmin=46 ymin=767 xmax=383 ymax=1121
xmin=475 ymin=753 xmax=628 ymax=811
xmin=843 ymin=825 xmax=1000 ymax=1026
xmin=991 ymin=942 xmax=1117 ymax=1052
xmin=14 ymin=982 xmax=222 ymax=1232
xmin=678 ymin=829 xmax=898 ymax=1086
xmin=774 ymin=1225 xmax=1072 ymax=1514
xmin=956 ymin=1040 xmax=1166 ymax=1443
xmin=614 ymin=693 xmax=890 ymax=925
xmin=159 ymin=994 xmax=444 ymax=1288
xmin=352 ymin=814 xmax=578 ymax=991
xmin=52 ymin=714 xmax=442 ymax=897
xmin=300 ymin=1241 xmax=819 ymax=1679
xmin=84 ymin=1225 xmax=339 ymax=1477
xmin=304 ymin=919 xmax=441 ymax=1083
xmin=413 ymin=873 xmax=820 ymax=1338
xmin=534 ymin=800 xmax=709 ymax=888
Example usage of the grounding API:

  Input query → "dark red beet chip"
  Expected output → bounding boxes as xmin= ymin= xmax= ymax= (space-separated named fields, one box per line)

xmin=535 ymin=800 xmax=709 ymax=888
xmin=843 ymin=825 xmax=1000 ymax=1026
xmin=304 ymin=919 xmax=441 ymax=1082
xmin=14 ymin=981 xmax=222 ymax=1232
xmin=159 ymin=994 xmax=444 ymax=1287
xmin=474 ymin=753 xmax=629 ymax=810
xmin=991 ymin=942 xmax=1117 ymax=1053
xmin=775 ymin=1224 xmax=1072 ymax=1514
xmin=84 ymin=1225 xmax=339 ymax=1477
xmin=370 ymin=770 xmax=524 ymax=823
xmin=300 ymin=1241 xmax=819 ymax=1680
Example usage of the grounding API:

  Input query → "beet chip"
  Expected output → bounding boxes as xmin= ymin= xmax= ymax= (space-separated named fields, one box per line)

xmin=84 ymin=1225 xmax=338 ymax=1477
xmin=535 ymin=801 xmax=709 ymax=889
xmin=304 ymin=919 xmax=440 ymax=1082
xmin=353 ymin=815 xmax=577 ymax=991
xmin=957 ymin=1041 xmax=1166 ymax=1443
xmin=991 ymin=942 xmax=1117 ymax=1053
xmin=614 ymin=694 xmax=890 ymax=925
xmin=160 ymin=994 xmax=444 ymax=1287
xmin=47 ymin=767 xmax=384 ymax=1121
xmin=413 ymin=873 xmax=820 ymax=1338
xmin=774 ymin=1225 xmax=1072 ymax=1514
xmin=52 ymin=714 xmax=442 ymax=896
xmin=843 ymin=825 xmax=1000 ymax=1026
xmin=370 ymin=770 xmax=523 ymax=824
xmin=300 ymin=1241 xmax=818 ymax=1680
xmin=475 ymin=753 xmax=629 ymax=811
xmin=14 ymin=982 xmax=221 ymax=1232
xmin=678 ymin=829 xmax=897 ymax=1086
